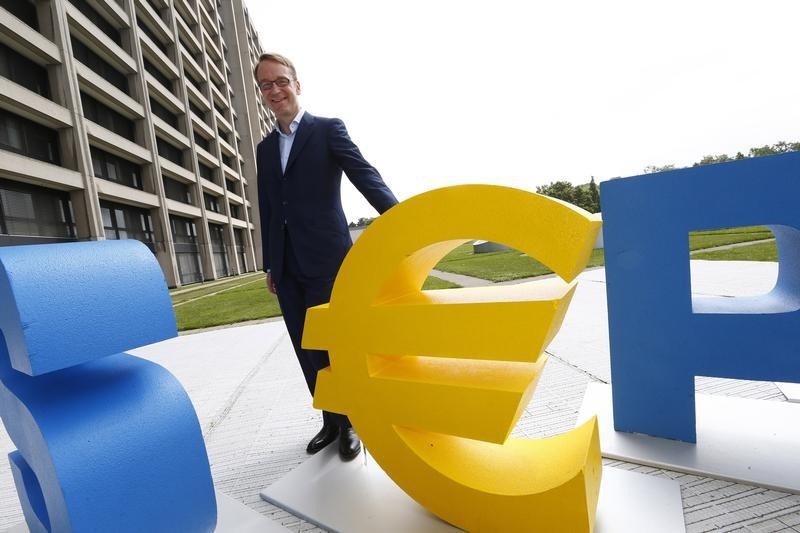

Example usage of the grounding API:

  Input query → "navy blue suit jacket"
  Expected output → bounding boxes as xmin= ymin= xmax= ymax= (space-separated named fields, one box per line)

xmin=256 ymin=112 xmax=397 ymax=283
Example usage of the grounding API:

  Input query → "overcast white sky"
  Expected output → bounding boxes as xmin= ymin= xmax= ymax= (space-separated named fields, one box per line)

xmin=245 ymin=1 xmax=800 ymax=221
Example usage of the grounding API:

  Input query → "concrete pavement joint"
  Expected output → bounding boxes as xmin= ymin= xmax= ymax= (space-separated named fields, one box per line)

xmin=545 ymin=350 xmax=609 ymax=384
xmin=203 ymin=330 xmax=289 ymax=440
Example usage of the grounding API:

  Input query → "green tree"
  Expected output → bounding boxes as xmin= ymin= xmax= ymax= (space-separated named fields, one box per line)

xmin=749 ymin=145 xmax=777 ymax=157
xmin=694 ymin=154 xmax=732 ymax=166
xmin=587 ymin=176 xmax=600 ymax=213
xmin=536 ymin=181 xmax=576 ymax=204
xmin=536 ymin=180 xmax=600 ymax=213
xmin=643 ymin=140 xmax=799 ymax=174
xmin=643 ymin=164 xmax=676 ymax=174
xmin=572 ymin=187 xmax=590 ymax=211
xmin=749 ymin=141 xmax=800 ymax=157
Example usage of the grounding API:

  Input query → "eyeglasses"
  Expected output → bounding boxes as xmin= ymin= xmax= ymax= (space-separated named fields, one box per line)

xmin=259 ymin=77 xmax=292 ymax=92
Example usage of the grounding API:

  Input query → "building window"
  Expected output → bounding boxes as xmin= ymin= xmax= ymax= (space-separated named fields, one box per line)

xmin=197 ymin=162 xmax=215 ymax=181
xmin=178 ymin=35 xmax=196 ymax=58
xmin=163 ymin=176 xmax=192 ymax=204
xmin=228 ymin=203 xmax=240 ymax=219
xmin=193 ymin=131 xmax=210 ymax=151
xmin=234 ymin=228 xmax=247 ymax=272
xmin=188 ymin=99 xmax=205 ymax=121
xmin=170 ymin=215 xmax=203 ymax=284
xmin=71 ymin=38 xmax=128 ymax=93
xmin=216 ymin=129 xmax=230 ymax=145
xmin=81 ymin=92 xmax=136 ymax=141
xmin=171 ymin=215 xmax=197 ymax=245
xmin=145 ymin=0 xmax=162 ymax=18
xmin=69 ymin=0 xmax=121 ymax=46
xmin=156 ymin=137 xmax=183 ymax=166
xmin=209 ymin=223 xmax=229 ymax=277
xmin=136 ymin=17 xmax=168 ymax=56
xmin=143 ymin=58 xmax=173 ymax=92
xmin=184 ymin=71 xmax=203 ymax=94
xmin=225 ymin=179 xmax=237 ymax=194
xmin=0 ymin=0 xmax=38 ymax=30
xmin=100 ymin=200 xmax=155 ymax=252
xmin=0 ymin=42 xmax=49 ymax=97
xmin=221 ymin=154 xmax=234 ymax=168
xmin=0 ymin=178 xmax=76 ymax=242
xmin=149 ymin=97 xmax=179 ymax=129
xmin=203 ymin=192 xmax=220 ymax=213
xmin=91 ymin=146 xmax=142 ymax=189
xmin=0 ymin=109 xmax=60 ymax=164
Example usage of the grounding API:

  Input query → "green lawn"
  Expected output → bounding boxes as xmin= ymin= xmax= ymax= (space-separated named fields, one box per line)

xmin=170 ymin=273 xmax=264 ymax=304
xmin=688 ymin=226 xmax=773 ymax=251
xmin=174 ymin=278 xmax=281 ymax=331
xmin=434 ymin=243 xmax=605 ymax=282
xmin=175 ymin=274 xmax=458 ymax=331
xmin=690 ymin=226 xmax=769 ymax=236
xmin=433 ymin=227 xmax=773 ymax=281
xmin=172 ymin=226 xmax=775 ymax=330
xmin=692 ymin=240 xmax=778 ymax=261
xmin=422 ymin=276 xmax=461 ymax=290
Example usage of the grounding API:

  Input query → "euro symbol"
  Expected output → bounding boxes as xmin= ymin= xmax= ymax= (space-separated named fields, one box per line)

xmin=305 ymin=185 xmax=603 ymax=532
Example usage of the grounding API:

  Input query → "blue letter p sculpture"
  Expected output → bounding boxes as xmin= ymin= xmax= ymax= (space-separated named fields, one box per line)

xmin=602 ymin=151 xmax=800 ymax=443
xmin=0 ymin=240 xmax=216 ymax=532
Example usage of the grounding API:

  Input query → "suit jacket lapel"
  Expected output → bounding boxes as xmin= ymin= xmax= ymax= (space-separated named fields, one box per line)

xmin=264 ymin=129 xmax=281 ymax=178
xmin=285 ymin=113 xmax=314 ymax=175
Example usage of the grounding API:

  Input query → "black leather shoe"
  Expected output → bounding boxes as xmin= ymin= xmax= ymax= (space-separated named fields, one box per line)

xmin=306 ymin=424 xmax=339 ymax=454
xmin=339 ymin=427 xmax=362 ymax=461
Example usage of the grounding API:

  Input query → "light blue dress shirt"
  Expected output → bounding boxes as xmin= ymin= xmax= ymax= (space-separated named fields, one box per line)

xmin=277 ymin=109 xmax=305 ymax=173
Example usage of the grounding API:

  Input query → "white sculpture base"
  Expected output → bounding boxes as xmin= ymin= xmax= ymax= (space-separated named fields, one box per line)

xmin=579 ymin=382 xmax=800 ymax=492
xmin=3 ymin=491 xmax=288 ymax=533
xmin=261 ymin=444 xmax=684 ymax=533
xmin=776 ymin=381 xmax=800 ymax=402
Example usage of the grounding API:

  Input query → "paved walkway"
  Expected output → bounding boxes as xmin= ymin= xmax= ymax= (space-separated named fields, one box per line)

xmin=689 ymin=238 xmax=776 ymax=255
xmin=0 ymin=261 xmax=798 ymax=532
xmin=430 ymin=269 xmax=492 ymax=287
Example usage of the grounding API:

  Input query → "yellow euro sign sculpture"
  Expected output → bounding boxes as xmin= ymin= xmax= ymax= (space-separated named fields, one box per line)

xmin=304 ymin=185 xmax=603 ymax=532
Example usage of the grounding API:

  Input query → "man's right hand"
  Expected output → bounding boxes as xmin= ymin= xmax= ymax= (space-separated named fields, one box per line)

xmin=266 ymin=271 xmax=277 ymax=294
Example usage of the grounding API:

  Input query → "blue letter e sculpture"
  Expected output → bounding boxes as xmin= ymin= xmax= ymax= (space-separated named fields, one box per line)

xmin=0 ymin=240 xmax=216 ymax=532
xmin=602 ymin=151 xmax=800 ymax=443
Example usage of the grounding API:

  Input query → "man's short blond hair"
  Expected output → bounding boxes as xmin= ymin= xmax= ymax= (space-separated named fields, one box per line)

xmin=253 ymin=53 xmax=297 ymax=80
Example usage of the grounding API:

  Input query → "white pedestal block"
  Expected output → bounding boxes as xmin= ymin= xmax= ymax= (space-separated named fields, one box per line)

xmin=261 ymin=444 xmax=684 ymax=533
xmin=216 ymin=491 xmax=291 ymax=532
xmin=776 ymin=381 xmax=800 ymax=402
xmin=579 ymin=382 xmax=800 ymax=492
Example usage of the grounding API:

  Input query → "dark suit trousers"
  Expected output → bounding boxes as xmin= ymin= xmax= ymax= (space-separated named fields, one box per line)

xmin=276 ymin=230 xmax=351 ymax=429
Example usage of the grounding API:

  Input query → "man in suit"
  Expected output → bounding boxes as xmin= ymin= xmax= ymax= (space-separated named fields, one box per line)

xmin=254 ymin=53 xmax=398 ymax=461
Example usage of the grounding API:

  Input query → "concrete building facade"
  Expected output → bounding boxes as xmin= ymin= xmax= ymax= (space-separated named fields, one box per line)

xmin=0 ymin=0 xmax=273 ymax=287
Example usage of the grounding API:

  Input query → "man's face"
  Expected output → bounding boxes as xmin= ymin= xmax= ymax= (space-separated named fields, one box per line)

xmin=256 ymin=60 xmax=301 ymax=122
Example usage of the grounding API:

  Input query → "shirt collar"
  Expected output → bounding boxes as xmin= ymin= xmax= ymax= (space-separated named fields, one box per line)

xmin=277 ymin=109 xmax=305 ymax=138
